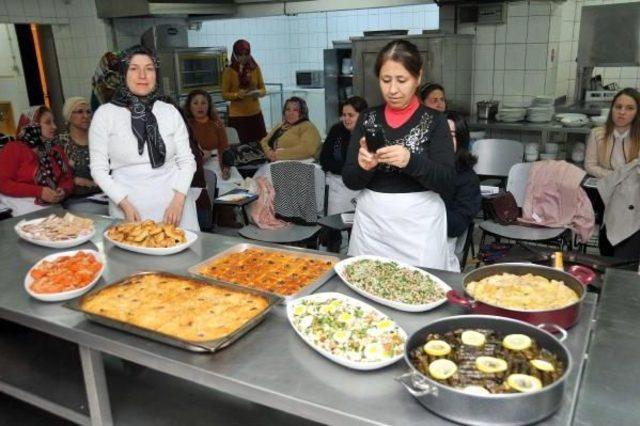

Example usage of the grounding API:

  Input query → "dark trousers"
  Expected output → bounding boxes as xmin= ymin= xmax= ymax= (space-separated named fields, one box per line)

xmin=613 ymin=229 xmax=640 ymax=260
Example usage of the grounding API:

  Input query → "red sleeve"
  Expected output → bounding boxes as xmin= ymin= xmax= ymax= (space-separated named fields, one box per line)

xmin=0 ymin=142 xmax=43 ymax=198
xmin=53 ymin=146 xmax=74 ymax=195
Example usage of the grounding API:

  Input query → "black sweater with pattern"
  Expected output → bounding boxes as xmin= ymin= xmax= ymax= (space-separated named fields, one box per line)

xmin=342 ymin=104 xmax=455 ymax=197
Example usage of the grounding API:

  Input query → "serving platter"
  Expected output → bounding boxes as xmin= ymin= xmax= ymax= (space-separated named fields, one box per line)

xmin=189 ymin=243 xmax=339 ymax=301
xmin=287 ymin=292 xmax=407 ymax=370
xmin=334 ymin=255 xmax=451 ymax=312
xmin=16 ymin=216 xmax=95 ymax=249
xmin=103 ymin=229 xmax=198 ymax=255
xmin=24 ymin=249 xmax=105 ymax=302
xmin=65 ymin=272 xmax=282 ymax=352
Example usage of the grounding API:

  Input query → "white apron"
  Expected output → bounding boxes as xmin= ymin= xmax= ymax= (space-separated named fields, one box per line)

xmin=0 ymin=195 xmax=48 ymax=217
xmin=326 ymin=172 xmax=360 ymax=215
xmin=348 ymin=189 xmax=452 ymax=271
xmin=109 ymin=163 xmax=200 ymax=231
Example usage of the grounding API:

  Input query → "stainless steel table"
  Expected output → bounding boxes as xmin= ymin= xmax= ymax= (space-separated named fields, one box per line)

xmin=0 ymin=208 xmax=597 ymax=425
xmin=573 ymin=268 xmax=640 ymax=426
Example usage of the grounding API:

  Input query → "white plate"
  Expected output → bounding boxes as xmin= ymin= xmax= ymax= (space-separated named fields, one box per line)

xmin=334 ymin=255 xmax=451 ymax=312
xmin=24 ymin=249 xmax=104 ymax=302
xmin=15 ymin=217 xmax=95 ymax=249
xmin=103 ymin=229 xmax=198 ymax=255
xmin=216 ymin=193 xmax=255 ymax=202
xmin=287 ymin=292 xmax=407 ymax=370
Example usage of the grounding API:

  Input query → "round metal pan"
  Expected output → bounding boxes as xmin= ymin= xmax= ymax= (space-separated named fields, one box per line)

xmin=447 ymin=263 xmax=589 ymax=329
xmin=396 ymin=315 xmax=571 ymax=426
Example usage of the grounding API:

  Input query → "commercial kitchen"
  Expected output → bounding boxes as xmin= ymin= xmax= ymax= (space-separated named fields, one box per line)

xmin=0 ymin=0 xmax=639 ymax=425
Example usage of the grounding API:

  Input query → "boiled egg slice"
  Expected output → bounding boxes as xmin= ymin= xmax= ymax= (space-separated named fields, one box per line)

xmin=376 ymin=318 xmax=395 ymax=332
xmin=363 ymin=342 xmax=385 ymax=360
xmin=332 ymin=330 xmax=351 ymax=344
xmin=292 ymin=304 xmax=306 ymax=316
xmin=298 ymin=315 xmax=313 ymax=330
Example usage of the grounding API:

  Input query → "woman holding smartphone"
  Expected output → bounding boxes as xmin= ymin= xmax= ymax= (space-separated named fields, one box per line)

xmin=342 ymin=39 xmax=455 ymax=269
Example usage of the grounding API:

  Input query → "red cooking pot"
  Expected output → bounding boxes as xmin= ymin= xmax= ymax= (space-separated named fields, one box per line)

xmin=447 ymin=263 xmax=594 ymax=329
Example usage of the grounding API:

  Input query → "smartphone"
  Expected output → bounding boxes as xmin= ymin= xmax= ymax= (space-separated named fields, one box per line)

xmin=365 ymin=126 xmax=385 ymax=153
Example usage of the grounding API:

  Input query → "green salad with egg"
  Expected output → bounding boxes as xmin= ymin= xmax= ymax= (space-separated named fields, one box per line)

xmin=291 ymin=298 xmax=405 ymax=363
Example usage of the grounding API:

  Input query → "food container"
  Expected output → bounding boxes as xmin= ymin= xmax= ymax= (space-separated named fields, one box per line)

xmin=65 ymin=272 xmax=282 ymax=352
xmin=476 ymin=101 xmax=499 ymax=120
xmin=188 ymin=243 xmax=339 ymax=302
xmin=396 ymin=315 xmax=571 ymax=426
xmin=447 ymin=263 xmax=589 ymax=329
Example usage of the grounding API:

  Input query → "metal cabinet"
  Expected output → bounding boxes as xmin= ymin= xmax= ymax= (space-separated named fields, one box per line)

xmin=351 ymin=34 xmax=473 ymax=113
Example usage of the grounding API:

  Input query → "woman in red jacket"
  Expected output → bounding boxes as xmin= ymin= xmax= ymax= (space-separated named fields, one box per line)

xmin=0 ymin=106 xmax=73 ymax=216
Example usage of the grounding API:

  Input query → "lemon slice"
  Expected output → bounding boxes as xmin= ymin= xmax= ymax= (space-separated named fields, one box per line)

xmin=475 ymin=356 xmax=508 ymax=373
xmin=507 ymin=374 xmax=543 ymax=393
xmin=423 ymin=340 xmax=452 ymax=356
xmin=461 ymin=330 xmax=486 ymax=347
xmin=503 ymin=334 xmax=532 ymax=351
xmin=428 ymin=359 xmax=458 ymax=380
xmin=462 ymin=385 xmax=491 ymax=395
xmin=530 ymin=359 xmax=555 ymax=372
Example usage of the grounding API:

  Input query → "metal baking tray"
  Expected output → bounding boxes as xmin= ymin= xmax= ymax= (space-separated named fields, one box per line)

xmin=188 ymin=243 xmax=340 ymax=302
xmin=65 ymin=272 xmax=282 ymax=353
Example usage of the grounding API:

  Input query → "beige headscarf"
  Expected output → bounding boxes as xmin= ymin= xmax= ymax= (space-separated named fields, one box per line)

xmin=62 ymin=97 xmax=89 ymax=123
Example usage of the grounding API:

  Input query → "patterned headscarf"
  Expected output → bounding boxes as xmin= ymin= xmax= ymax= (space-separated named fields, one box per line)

xmin=16 ymin=107 xmax=67 ymax=190
xmin=110 ymin=45 xmax=166 ymax=169
xmin=231 ymin=39 xmax=258 ymax=89
xmin=92 ymin=51 xmax=120 ymax=105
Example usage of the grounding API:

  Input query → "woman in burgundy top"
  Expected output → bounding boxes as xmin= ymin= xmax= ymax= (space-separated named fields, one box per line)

xmin=0 ymin=106 xmax=73 ymax=216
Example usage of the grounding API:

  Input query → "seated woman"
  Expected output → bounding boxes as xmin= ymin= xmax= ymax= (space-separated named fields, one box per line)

xmin=419 ymin=82 xmax=447 ymax=113
xmin=0 ymin=106 xmax=73 ymax=216
xmin=260 ymin=97 xmax=321 ymax=162
xmin=58 ymin=97 xmax=100 ymax=195
xmin=444 ymin=111 xmax=481 ymax=272
xmin=184 ymin=89 xmax=231 ymax=180
xmin=320 ymin=96 xmax=368 ymax=215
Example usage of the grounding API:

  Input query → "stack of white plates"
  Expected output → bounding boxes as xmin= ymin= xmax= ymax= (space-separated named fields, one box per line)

xmin=495 ymin=107 xmax=526 ymax=123
xmin=531 ymin=96 xmax=555 ymax=107
xmin=526 ymin=107 xmax=554 ymax=123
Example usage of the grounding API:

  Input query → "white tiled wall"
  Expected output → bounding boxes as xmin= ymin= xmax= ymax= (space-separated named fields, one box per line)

xmin=0 ymin=0 xmax=112 ymax=107
xmin=554 ymin=0 xmax=640 ymax=101
xmin=440 ymin=1 xmax=556 ymax=112
xmin=189 ymin=4 xmax=439 ymax=87
xmin=0 ymin=23 xmax=29 ymax=129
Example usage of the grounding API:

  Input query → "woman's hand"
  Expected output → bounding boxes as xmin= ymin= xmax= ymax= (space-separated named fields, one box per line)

xmin=266 ymin=149 xmax=277 ymax=162
xmin=237 ymin=89 xmax=247 ymax=99
xmin=41 ymin=187 xmax=64 ymax=203
xmin=119 ymin=198 xmax=141 ymax=222
xmin=357 ymin=138 xmax=379 ymax=171
xmin=221 ymin=166 xmax=231 ymax=180
xmin=163 ymin=191 xmax=186 ymax=226
xmin=74 ymin=177 xmax=96 ymax=187
xmin=376 ymin=145 xmax=411 ymax=168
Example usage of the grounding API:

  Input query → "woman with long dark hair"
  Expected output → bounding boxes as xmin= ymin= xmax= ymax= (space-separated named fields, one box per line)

xmin=184 ymin=89 xmax=230 ymax=180
xmin=444 ymin=111 xmax=481 ymax=271
xmin=222 ymin=39 xmax=267 ymax=144
xmin=342 ymin=39 xmax=455 ymax=269
xmin=90 ymin=45 xmax=198 ymax=229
